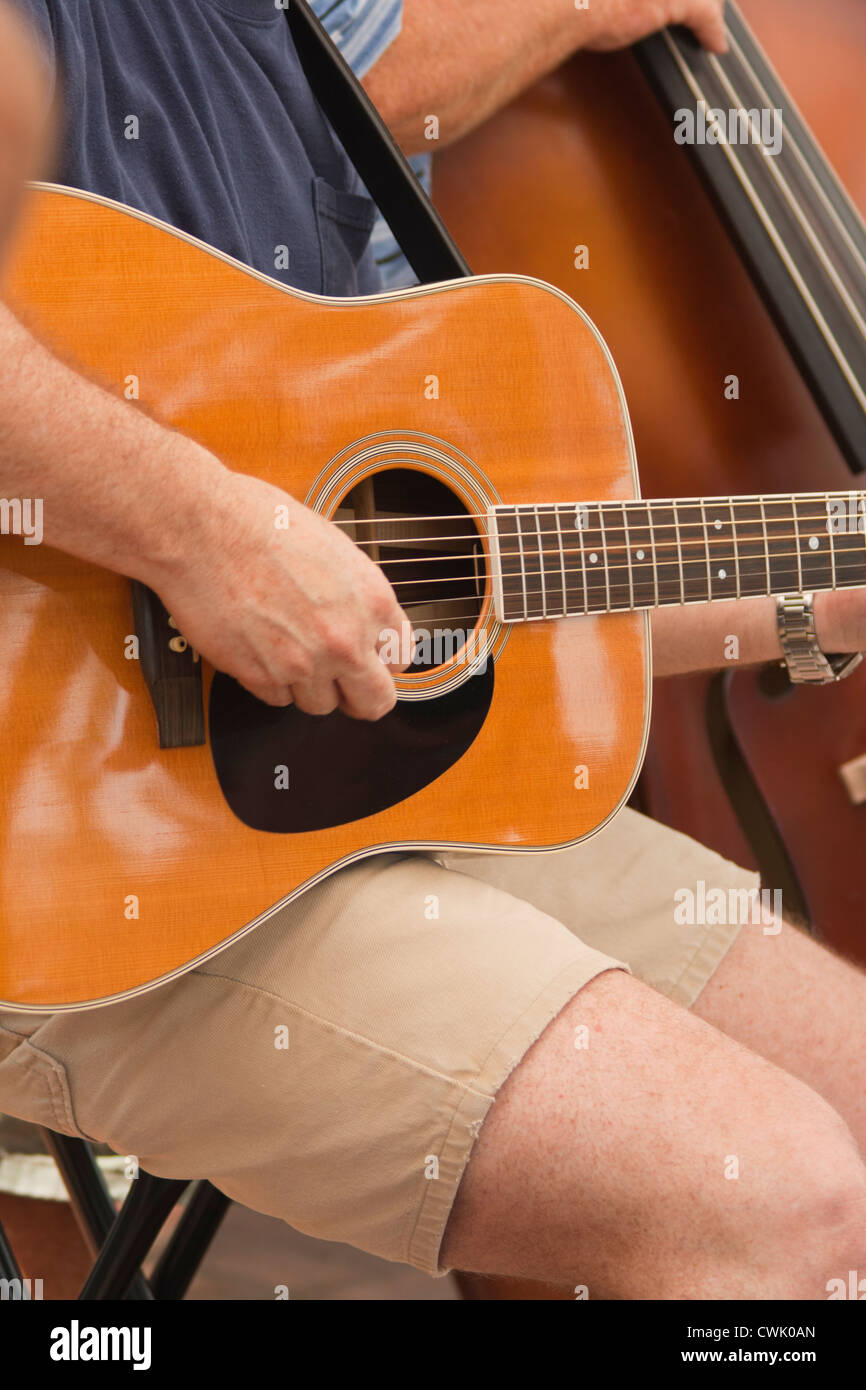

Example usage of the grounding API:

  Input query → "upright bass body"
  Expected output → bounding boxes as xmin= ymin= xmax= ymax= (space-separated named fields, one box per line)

xmin=0 ymin=185 xmax=649 ymax=1012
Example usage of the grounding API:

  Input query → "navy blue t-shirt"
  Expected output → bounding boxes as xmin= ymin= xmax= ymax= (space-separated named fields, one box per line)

xmin=14 ymin=0 xmax=381 ymax=297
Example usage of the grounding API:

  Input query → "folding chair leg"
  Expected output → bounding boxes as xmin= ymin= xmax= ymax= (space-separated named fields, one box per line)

xmin=0 ymin=1217 xmax=23 ymax=1281
xmin=39 ymin=1129 xmax=153 ymax=1300
xmin=78 ymin=1172 xmax=189 ymax=1301
xmin=150 ymin=1182 xmax=231 ymax=1300
xmin=39 ymin=1129 xmax=118 ymax=1255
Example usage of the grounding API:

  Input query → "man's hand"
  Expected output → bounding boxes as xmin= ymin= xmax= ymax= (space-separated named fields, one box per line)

xmin=147 ymin=470 xmax=412 ymax=720
xmin=581 ymin=1 xmax=727 ymax=54
xmin=366 ymin=0 xmax=727 ymax=155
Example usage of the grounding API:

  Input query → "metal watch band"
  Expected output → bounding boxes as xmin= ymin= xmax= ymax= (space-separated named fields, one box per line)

xmin=776 ymin=593 xmax=863 ymax=685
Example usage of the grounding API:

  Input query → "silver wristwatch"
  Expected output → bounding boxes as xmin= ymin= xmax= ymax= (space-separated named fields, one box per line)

xmin=776 ymin=593 xmax=863 ymax=685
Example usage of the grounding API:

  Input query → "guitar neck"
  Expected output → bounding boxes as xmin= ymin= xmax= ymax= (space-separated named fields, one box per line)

xmin=489 ymin=492 xmax=866 ymax=621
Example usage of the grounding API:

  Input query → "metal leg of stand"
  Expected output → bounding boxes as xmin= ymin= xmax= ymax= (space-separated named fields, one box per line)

xmin=40 ymin=1129 xmax=118 ymax=1255
xmin=39 ymin=1129 xmax=154 ymax=1300
xmin=0 ymin=1218 xmax=23 ymax=1281
xmin=78 ymin=1171 xmax=189 ymax=1301
xmin=150 ymin=1182 xmax=232 ymax=1300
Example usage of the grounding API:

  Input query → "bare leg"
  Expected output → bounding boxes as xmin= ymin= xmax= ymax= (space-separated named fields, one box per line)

xmin=693 ymin=918 xmax=866 ymax=1152
xmin=441 ymin=968 xmax=866 ymax=1298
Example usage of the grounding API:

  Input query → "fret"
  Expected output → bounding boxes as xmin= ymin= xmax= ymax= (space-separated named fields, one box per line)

xmin=602 ymin=502 xmax=634 ymax=612
xmin=538 ymin=504 xmax=570 ymax=618
xmin=672 ymin=502 xmax=686 ymax=604
xmin=826 ymin=494 xmax=839 ymax=591
xmin=553 ymin=506 xmax=568 ymax=616
xmin=491 ymin=507 xmax=524 ymax=622
xmin=675 ymin=501 xmax=711 ymax=604
xmin=795 ymin=495 xmax=835 ymax=593
xmin=758 ymin=496 xmax=771 ymax=594
xmin=575 ymin=503 xmax=589 ymax=616
xmin=703 ymin=500 xmax=738 ymax=602
xmin=791 ymin=493 xmax=804 ymax=592
xmin=729 ymin=500 xmax=769 ymax=598
xmin=699 ymin=500 xmax=713 ymax=599
xmin=577 ymin=503 xmax=609 ymax=613
xmin=622 ymin=502 xmax=656 ymax=608
xmin=763 ymin=497 xmax=801 ymax=594
xmin=533 ymin=505 xmax=548 ymax=619
xmin=621 ymin=504 xmax=635 ymax=611
xmin=517 ymin=507 xmax=542 ymax=618
xmin=729 ymin=499 xmax=741 ymax=599
xmin=598 ymin=506 xmax=611 ymax=612
xmin=648 ymin=501 xmax=681 ymax=605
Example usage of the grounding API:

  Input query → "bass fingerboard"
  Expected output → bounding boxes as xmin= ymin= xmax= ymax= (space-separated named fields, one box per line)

xmin=489 ymin=493 xmax=866 ymax=621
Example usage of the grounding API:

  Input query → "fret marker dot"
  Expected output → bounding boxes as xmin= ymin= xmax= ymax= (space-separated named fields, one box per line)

xmin=589 ymin=553 xmax=598 ymax=564
xmin=809 ymin=536 xmax=819 ymax=550
xmin=714 ymin=519 xmax=723 ymax=530
xmin=636 ymin=549 xmax=645 ymax=561
xmin=718 ymin=568 xmax=727 ymax=580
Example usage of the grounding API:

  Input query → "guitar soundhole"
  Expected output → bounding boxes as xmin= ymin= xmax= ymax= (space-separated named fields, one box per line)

xmin=335 ymin=469 xmax=485 ymax=673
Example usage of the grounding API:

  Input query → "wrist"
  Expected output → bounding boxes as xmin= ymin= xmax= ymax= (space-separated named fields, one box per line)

xmin=130 ymin=436 xmax=232 ymax=590
xmin=812 ymin=589 xmax=862 ymax=655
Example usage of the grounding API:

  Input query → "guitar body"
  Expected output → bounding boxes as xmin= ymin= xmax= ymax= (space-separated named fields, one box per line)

xmin=0 ymin=185 xmax=649 ymax=1011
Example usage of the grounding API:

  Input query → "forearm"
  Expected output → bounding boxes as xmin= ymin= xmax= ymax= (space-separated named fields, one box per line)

xmin=364 ymin=0 xmax=593 ymax=153
xmin=651 ymin=590 xmax=855 ymax=678
xmin=0 ymin=301 xmax=228 ymax=584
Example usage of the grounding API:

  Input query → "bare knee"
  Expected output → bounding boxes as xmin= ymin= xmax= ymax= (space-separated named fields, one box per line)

xmin=744 ymin=1095 xmax=866 ymax=1300
xmin=652 ymin=1082 xmax=866 ymax=1300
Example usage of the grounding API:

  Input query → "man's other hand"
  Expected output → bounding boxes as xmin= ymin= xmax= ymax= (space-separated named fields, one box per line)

xmin=582 ymin=0 xmax=728 ymax=55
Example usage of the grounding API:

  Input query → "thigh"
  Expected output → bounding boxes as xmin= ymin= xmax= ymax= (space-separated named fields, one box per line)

xmin=692 ymin=914 xmax=866 ymax=1151
xmin=441 ymin=967 xmax=866 ymax=1298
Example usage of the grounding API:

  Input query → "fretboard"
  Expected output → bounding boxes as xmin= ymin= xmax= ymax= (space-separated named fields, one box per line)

xmin=489 ymin=493 xmax=866 ymax=622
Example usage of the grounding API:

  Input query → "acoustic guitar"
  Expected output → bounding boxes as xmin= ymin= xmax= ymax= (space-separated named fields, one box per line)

xmin=2 ymin=184 xmax=864 ymax=1011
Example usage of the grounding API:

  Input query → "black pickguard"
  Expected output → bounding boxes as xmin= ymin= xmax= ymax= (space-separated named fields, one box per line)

xmin=209 ymin=664 xmax=494 ymax=833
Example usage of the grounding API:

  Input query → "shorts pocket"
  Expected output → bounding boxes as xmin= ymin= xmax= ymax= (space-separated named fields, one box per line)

xmin=313 ymin=176 xmax=377 ymax=296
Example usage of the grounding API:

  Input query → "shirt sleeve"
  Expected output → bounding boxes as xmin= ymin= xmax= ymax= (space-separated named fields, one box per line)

xmin=310 ymin=0 xmax=402 ymax=80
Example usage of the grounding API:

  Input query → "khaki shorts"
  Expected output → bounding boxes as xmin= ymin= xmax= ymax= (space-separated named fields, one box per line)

xmin=0 ymin=807 xmax=757 ymax=1277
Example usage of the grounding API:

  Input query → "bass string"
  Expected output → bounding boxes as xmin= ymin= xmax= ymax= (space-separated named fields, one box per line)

xmin=660 ymin=15 xmax=866 ymax=409
xmin=724 ymin=1 xmax=866 ymax=269
xmin=708 ymin=11 xmax=866 ymax=328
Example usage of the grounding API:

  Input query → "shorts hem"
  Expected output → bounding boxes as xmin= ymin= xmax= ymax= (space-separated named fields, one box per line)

xmin=406 ymin=948 xmax=630 ymax=1277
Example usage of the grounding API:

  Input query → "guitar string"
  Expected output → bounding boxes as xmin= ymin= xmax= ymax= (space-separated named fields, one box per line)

xmin=385 ymin=562 xmax=866 ymax=631
xmin=351 ymin=522 xmax=866 ymax=565
xmin=330 ymin=490 xmax=866 ymax=532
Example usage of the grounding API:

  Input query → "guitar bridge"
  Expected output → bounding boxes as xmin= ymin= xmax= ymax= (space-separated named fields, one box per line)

xmin=131 ymin=580 xmax=205 ymax=748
